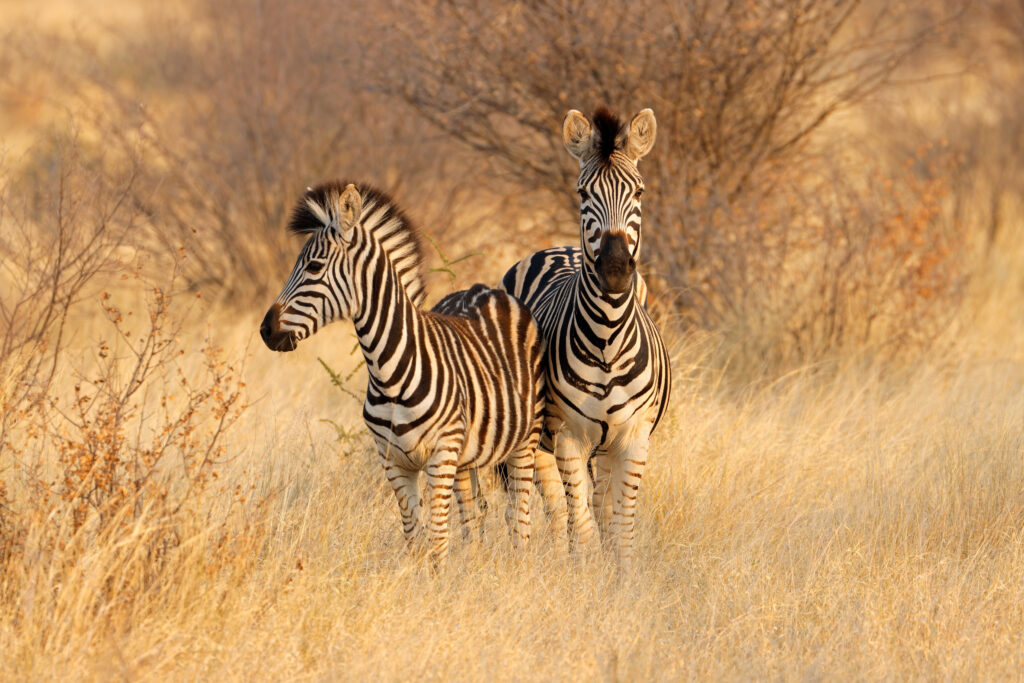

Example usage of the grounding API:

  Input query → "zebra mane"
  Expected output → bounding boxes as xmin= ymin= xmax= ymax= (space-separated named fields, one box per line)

xmin=287 ymin=180 xmax=428 ymax=307
xmin=592 ymin=107 xmax=625 ymax=163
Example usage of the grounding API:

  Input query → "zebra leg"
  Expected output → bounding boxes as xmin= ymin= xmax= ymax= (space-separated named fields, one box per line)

xmin=554 ymin=429 xmax=598 ymax=551
xmin=424 ymin=440 xmax=460 ymax=561
xmin=380 ymin=459 xmax=423 ymax=545
xmin=453 ymin=469 xmax=484 ymax=540
xmin=535 ymin=449 xmax=568 ymax=536
xmin=590 ymin=448 xmax=613 ymax=540
xmin=608 ymin=426 xmax=652 ymax=567
xmin=504 ymin=445 xmax=536 ymax=549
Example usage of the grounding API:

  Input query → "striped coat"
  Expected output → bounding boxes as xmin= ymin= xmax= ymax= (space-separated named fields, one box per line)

xmin=261 ymin=182 xmax=543 ymax=559
xmin=502 ymin=108 xmax=671 ymax=564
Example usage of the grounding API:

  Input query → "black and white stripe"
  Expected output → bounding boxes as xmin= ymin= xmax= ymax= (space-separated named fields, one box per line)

xmin=261 ymin=182 xmax=544 ymax=559
xmin=501 ymin=108 xmax=671 ymax=564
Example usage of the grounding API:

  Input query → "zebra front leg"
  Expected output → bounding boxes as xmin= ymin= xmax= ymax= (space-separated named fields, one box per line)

xmin=454 ymin=468 xmax=484 ymax=540
xmin=504 ymin=445 xmax=536 ymax=549
xmin=590 ymin=448 xmax=613 ymax=540
xmin=534 ymin=449 xmax=568 ymax=537
xmin=608 ymin=426 xmax=651 ymax=567
xmin=424 ymin=439 xmax=461 ymax=561
xmin=554 ymin=429 xmax=598 ymax=552
xmin=379 ymin=456 xmax=423 ymax=546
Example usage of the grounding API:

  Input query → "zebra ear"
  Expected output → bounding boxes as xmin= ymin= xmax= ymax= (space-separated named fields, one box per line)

xmin=338 ymin=184 xmax=362 ymax=239
xmin=626 ymin=108 xmax=656 ymax=161
xmin=563 ymin=109 xmax=594 ymax=162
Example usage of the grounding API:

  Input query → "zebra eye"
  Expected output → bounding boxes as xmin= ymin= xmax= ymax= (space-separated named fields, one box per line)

xmin=305 ymin=260 xmax=324 ymax=274
xmin=578 ymin=188 xmax=589 ymax=201
xmin=634 ymin=187 xmax=644 ymax=200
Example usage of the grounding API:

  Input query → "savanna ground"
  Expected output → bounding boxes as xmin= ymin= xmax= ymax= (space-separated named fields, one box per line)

xmin=2 ymin=0 xmax=1024 ymax=679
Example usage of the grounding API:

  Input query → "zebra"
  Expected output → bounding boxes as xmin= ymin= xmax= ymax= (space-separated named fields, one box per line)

xmin=501 ymin=107 xmax=671 ymax=565
xmin=260 ymin=181 xmax=544 ymax=560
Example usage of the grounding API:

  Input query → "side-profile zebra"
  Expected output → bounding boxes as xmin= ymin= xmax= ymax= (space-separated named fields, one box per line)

xmin=260 ymin=182 xmax=543 ymax=560
xmin=501 ymin=107 xmax=671 ymax=564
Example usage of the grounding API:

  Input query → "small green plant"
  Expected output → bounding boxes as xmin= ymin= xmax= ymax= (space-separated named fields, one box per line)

xmin=317 ymin=356 xmax=365 ymax=446
xmin=422 ymin=232 xmax=480 ymax=287
xmin=317 ymin=356 xmax=363 ymax=404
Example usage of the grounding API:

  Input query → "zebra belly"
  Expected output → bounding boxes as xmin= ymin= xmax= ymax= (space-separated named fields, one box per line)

xmin=366 ymin=412 xmax=525 ymax=472
xmin=369 ymin=432 xmax=431 ymax=472
xmin=362 ymin=399 xmax=450 ymax=471
xmin=546 ymin=399 xmax=656 ymax=459
xmin=362 ymin=388 xmax=531 ymax=472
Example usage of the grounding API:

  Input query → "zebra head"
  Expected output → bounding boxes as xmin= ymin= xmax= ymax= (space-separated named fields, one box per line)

xmin=563 ymin=107 xmax=656 ymax=295
xmin=260 ymin=184 xmax=364 ymax=352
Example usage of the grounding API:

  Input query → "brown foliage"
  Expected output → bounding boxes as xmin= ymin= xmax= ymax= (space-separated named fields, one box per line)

xmin=0 ymin=132 xmax=138 ymax=463
xmin=707 ymin=150 xmax=966 ymax=372
xmin=372 ymin=0 xmax=963 ymax=364
xmin=0 ymin=0 xmax=988 ymax=368
xmin=49 ymin=286 xmax=245 ymax=536
xmin=0 ymin=276 xmax=249 ymax=611
xmin=0 ymin=135 xmax=254 ymax=624
xmin=0 ymin=288 xmax=253 ymax=637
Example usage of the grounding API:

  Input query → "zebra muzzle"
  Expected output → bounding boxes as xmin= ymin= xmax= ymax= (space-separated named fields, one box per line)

xmin=260 ymin=303 xmax=299 ymax=352
xmin=595 ymin=232 xmax=636 ymax=294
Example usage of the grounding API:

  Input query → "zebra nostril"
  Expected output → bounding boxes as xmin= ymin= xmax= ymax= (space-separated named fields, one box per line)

xmin=260 ymin=306 xmax=278 ymax=345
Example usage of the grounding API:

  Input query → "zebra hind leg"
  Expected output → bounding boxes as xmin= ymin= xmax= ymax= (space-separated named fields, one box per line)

xmin=453 ymin=469 xmax=485 ymax=541
xmin=495 ymin=451 xmax=566 ymax=538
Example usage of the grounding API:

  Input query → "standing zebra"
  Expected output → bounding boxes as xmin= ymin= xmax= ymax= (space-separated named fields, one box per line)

xmin=260 ymin=182 xmax=544 ymax=560
xmin=501 ymin=108 xmax=671 ymax=564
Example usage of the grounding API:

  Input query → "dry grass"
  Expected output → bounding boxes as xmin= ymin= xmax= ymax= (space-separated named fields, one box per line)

xmin=2 ymin=291 xmax=1024 ymax=680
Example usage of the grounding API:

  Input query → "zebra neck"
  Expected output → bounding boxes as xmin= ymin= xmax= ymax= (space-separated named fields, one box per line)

xmin=352 ymin=247 xmax=425 ymax=398
xmin=573 ymin=266 xmax=637 ymax=362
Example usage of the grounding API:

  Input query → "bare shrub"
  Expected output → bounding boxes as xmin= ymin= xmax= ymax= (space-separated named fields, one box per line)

xmin=0 ymin=135 xmax=250 ymax=625
xmin=378 ymin=1 xmax=931 ymax=195
xmin=2 ymin=0 xmax=970 ymax=365
xmin=0 ymin=131 xmax=138 ymax=464
xmin=3 ymin=0 xmax=488 ymax=301
xmin=369 ymin=0 xmax=959 ymax=364
xmin=710 ymin=149 xmax=966 ymax=373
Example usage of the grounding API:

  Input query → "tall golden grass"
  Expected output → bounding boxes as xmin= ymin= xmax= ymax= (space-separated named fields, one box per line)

xmin=3 ymin=0 xmax=1024 ymax=679
xmin=3 ymin=304 xmax=1024 ymax=679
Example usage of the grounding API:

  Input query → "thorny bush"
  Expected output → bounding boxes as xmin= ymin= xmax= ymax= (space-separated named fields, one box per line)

xmin=1 ymin=280 xmax=250 ymax=605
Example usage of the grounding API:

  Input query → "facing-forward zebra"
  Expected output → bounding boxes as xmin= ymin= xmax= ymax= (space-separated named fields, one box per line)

xmin=260 ymin=182 xmax=543 ymax=560
xmin=501 ymin=108 xmax=671 ymax=565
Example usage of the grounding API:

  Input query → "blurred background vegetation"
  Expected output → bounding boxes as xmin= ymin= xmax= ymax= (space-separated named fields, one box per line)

xmin=6 ymin=0 xmax=1022 ymax=373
